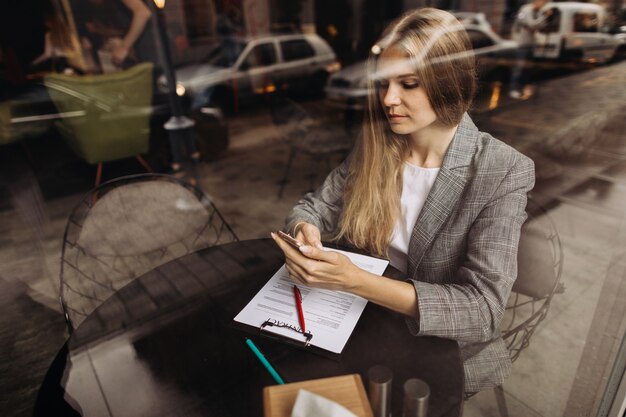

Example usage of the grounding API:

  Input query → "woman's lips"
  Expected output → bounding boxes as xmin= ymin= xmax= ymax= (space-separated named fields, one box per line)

xmin=388 ymin=114 xmax=406 ymax=121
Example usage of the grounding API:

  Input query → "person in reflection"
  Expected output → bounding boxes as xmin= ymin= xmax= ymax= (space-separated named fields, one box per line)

xmin=509 ymin=0 xmax=553 ymax=98
xmin=31 ymin=12 xmax=85 ymax=75
xmin=272 ymin=8 xmax=535 ymax=394
xmin=73 ymin=0 xmax=153 ymax=72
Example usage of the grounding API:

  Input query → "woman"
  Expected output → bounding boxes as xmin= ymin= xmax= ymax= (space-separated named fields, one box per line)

xmin=271 ymin=8 xmax=535 ymax=393
xmin=31 ymin=12 xmax=85 ymax=74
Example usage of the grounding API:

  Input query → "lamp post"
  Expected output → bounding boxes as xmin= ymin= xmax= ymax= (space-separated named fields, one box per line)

xmin=149 ymin=0 xmax=199 ymax=181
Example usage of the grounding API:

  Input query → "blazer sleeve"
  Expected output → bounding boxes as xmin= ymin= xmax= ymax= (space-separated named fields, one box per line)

xmin=408 ymin=155 xmax=535 ymax=344
xmin=285 ymin=160 xmax=349 ymax=236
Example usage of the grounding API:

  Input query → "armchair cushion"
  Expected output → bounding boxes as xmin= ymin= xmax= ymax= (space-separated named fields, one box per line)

xmin=44 ymin=63 xmax=153 ymax=164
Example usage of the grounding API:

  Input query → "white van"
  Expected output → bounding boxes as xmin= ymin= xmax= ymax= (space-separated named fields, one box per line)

xmin=518 ymin=2 xmax=624 ymax=63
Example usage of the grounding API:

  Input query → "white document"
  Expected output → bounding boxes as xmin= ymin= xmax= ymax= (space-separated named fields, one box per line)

xmin=234 ymin=248 xmax=389 ymax=354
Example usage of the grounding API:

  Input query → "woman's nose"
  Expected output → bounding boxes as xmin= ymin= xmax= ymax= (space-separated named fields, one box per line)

xmin=383 ymin=84 xmax=401 ymax=107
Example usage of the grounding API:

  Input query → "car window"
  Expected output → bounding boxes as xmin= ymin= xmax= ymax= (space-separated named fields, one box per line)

xmin=466 ymin=29 xmax=494 ymax=49
xmin=574 ymin=12 xmax=599 ymax=33
xmin=280 ymin=39 xmax=315 ymax=61
xmin=241 ymin=43 xmax=277 ymax=69
xmin=540 ymin=8 xmax=561 ymax=34
xmin=208 ymin=40 xmax=247 ymax=67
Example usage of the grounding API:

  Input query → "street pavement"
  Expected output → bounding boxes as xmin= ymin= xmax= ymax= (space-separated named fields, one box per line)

xmin=200 ymin=59 xmax=626 ymax=240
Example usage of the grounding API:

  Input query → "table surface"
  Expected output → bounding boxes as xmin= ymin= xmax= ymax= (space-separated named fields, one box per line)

xmin=35 ymin=239 xmax=463 ymax=417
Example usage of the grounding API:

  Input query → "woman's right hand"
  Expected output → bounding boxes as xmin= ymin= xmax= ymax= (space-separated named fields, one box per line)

xmin=294 ymin=222 xmax=323 ymax=250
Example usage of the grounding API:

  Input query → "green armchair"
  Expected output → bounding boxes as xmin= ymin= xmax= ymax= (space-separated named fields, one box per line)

xmin=44 ymin=63 xmax=154 ymax=185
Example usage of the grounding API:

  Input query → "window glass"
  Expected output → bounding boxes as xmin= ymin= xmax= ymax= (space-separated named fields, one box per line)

xmin=280 ymin=39 xmax=315 ymax=61
xmin=2 ymin=3 xmax=626 ymax=417
xmin=541 ymin=8 xmax=561 ymax=33
xmin=242 ymin=43 xmax=277 ymax=69
xmin=574 ymin=12 xmax=599 ymax=33
xmin=207 ymin=40 xmax=247 ymax=67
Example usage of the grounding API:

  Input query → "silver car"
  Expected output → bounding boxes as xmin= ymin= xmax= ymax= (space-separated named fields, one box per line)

xmin=161 ymin=33 xmax=340 ymax=112
xmin=325 ymin=21 xmax=518 ymax=111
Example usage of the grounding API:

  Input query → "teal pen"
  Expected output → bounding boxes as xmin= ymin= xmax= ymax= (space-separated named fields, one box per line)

xmin=245 ymin=338 xmax=285 ymax=385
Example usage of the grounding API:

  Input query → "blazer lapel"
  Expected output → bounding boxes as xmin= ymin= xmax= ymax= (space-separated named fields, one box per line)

xmin=407 ymin=114 xmax=479 ymax=278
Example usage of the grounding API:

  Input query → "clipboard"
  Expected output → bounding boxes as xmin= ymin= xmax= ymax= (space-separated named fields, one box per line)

xmin=230 ymin=318 xmax=343 ymax=361
xmin=232 ymin=246 xmax=388 ymax=358
xmin=260 ymin=318 xmax=313 ymax=346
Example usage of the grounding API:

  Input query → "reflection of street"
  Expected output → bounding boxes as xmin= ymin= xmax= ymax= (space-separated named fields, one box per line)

xmin=472 ymin=58 xmax=596 ymax=112
xmin=214 ymin=59 xmax=626 ymax=235
xmin=469 ymin=59 xmax=626 ymax=239
xmin=202 ymin=59 xmax=626 ymax=417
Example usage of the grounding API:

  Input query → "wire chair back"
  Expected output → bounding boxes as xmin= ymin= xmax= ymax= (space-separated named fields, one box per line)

xmin=59 ymin=173 xmax=239 ymax=333
xmin=501 ymin=197 xmax=565 ymax=363
xmin=464 ymin=197 xmax=565 ymax=410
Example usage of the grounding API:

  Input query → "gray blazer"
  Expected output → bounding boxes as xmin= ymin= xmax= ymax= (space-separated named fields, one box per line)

xmin=286 ymin=114 xmax=535 ymax=392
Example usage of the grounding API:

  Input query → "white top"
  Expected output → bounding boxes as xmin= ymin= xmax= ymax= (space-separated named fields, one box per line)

xmin=388 ymin=163 xmax=440 ymax=273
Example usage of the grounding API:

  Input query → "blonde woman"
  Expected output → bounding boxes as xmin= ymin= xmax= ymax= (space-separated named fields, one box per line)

xmin=272 ymin=8 xmax=535 ymax=393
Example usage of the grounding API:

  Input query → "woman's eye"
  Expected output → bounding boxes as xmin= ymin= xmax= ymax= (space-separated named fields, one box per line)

xmin=402 ymin=82 xmax=419 ymax=89
xmin=375 ymin=80 xmax=389 ymax=89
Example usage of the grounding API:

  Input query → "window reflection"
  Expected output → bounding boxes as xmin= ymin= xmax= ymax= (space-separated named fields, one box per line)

xmin=208 ymin=40 xmax=246 ymax=67
xmin=573 ymin=12 xmax=599 ymax=33
xmin=1 ymin=1 xmax=625 ymax=417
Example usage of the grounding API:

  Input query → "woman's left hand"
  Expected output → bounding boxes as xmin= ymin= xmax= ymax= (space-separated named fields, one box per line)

xmin=271 ymin=233 xmax=361 ymax=291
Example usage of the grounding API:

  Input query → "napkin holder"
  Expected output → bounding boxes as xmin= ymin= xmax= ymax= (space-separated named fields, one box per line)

xmin=263 ymin=374 xmax=374 ymax=417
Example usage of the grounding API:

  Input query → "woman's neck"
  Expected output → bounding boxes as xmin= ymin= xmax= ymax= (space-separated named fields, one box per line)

xmin=405 ymin=123 xmax=458 ymax=168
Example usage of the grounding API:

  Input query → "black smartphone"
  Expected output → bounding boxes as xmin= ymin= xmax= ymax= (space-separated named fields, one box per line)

xmin=276 ymin=230 xmax=303 ymax=249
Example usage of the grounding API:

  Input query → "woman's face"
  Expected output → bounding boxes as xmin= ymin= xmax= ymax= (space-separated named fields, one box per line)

xmin=376 ymin=46 xmax=438 ymax=137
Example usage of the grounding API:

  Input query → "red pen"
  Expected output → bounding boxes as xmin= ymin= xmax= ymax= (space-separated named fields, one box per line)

xmin=293 ymin=285 xmax=306 ymax=332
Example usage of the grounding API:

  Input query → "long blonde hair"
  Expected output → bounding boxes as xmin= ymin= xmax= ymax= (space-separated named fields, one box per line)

xmin=335 ymin=8 xmax=476 ymax=257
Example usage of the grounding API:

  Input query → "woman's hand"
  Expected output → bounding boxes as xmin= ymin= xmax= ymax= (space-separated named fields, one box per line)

xmin=271 ymin=232 xmax=361 ymax=292
xmin=112 ymin=44 xmax=130 ymax=65
xmin=292 ymin=222 xmax=323 ymax=249
xmin=272 ymin=230 xmax=419 ymax=317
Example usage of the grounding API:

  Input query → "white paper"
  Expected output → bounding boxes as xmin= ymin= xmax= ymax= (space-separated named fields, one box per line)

xmin=234 ymin=248 xmax=388 ymax=354
xmin=291 ymin=389 xmax=358 ymax=417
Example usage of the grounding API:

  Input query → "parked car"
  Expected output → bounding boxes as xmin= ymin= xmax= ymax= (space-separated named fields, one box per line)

xmin=325 ymin=19 xmax=518 ymax=111
xmin=521 ymin=2 xmax=625 ymax=63
xmin=161 ymin=33 xmax=341 ymax=112
xmin=450 ymin=11 xmax=493 ymax=32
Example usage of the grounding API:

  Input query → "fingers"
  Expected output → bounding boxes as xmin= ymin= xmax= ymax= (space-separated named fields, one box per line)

xmin=112 ymin=45 xmax=129 ymax=65
xmin=272 ymin=231 xmax=350 ymax=290
xmin=295 ymin=223 xmax=323 ymax=249
xmin=285 ymin=261 xmax=306 ymax=284
xmin=303 ymin=235 xmax=323 ymax=249
xmin=298 ymin=245 xmax=339 ymax=264
xmin=271 ymin=232 xmax=301 ymax=258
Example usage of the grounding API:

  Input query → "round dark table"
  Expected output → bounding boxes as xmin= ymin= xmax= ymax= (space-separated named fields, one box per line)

xmin=35 ymin=239 xmax=463 ymax=416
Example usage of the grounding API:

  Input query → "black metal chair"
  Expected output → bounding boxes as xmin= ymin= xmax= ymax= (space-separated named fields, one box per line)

xmin=59 ymin=173 xmax=239 ymax=334
xmin=485 ymin=197 xmax=565 ymax=415
xmin=270 ymin=95 xmax=353 ymax=198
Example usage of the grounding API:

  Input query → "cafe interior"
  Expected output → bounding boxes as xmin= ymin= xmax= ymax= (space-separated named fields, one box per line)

xmin=1 ymin=0 xmax=625 ymax=416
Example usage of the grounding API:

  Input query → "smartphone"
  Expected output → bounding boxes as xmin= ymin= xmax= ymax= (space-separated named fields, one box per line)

xmin=277 ymin=230 xmax=303 ymax=249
